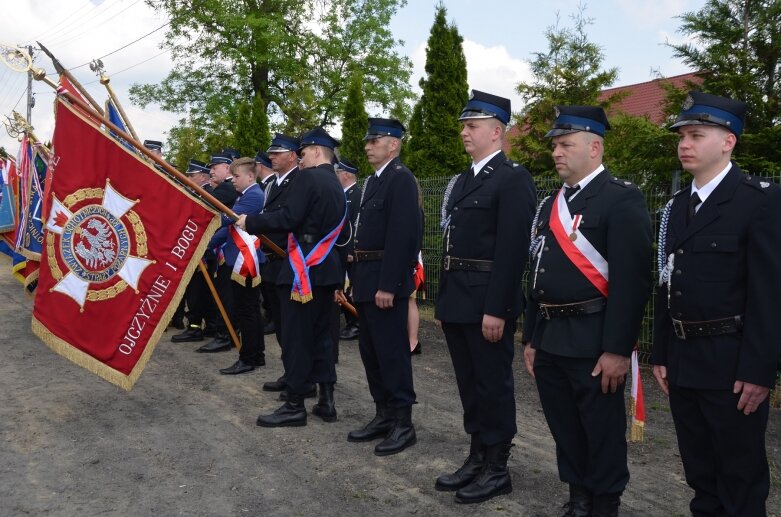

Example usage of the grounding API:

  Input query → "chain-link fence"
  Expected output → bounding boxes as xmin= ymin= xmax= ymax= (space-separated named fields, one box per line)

xmin=359 ymin=169 xmax=779 ymax=364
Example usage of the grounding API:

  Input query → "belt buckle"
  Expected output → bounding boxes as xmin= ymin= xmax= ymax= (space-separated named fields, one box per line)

xmin=672 ymin=319 xmax=686 ymax=339
xmin=539 ymin=305 xmax=551 ymax=320
xmin=443 ymin=255 xmax=451 ymax=271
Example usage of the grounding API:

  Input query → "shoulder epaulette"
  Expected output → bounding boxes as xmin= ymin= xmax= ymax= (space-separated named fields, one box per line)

xmin=743 ymin=174 xmax=779 ymax=193
xmin=609 ymin=176 xmax=636 ymax=189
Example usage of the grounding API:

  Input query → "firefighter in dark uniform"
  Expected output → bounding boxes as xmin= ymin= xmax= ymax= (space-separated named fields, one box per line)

xmin=255 ymin=134 xmax=309 ymax=397
xmin=171 ymin=159 xmax=220 ymax=344
xmin=433 ymin=90 xmax=536 ymax=504
xmin=348 ymin=118 xmax=421 ymax=456
xmin=197 ymin=151 xmax=240 ymax=352
xmin=237 ymin=127 xmax=347 ymax=427
xmin=652 ymin=92 xmax=781 ymax=517
xmin=335 ymin=157 xmax=362 ymax=341
xmin=522 ymin=106 xmax=652 ymax=517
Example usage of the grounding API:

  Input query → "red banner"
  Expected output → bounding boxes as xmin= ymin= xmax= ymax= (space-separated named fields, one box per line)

xmin=32 ymin=98 xmax=220 ymax=390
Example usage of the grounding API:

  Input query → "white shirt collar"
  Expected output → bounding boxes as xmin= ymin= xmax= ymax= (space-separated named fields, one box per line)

xmin=471 ymin=150 xmax=502 ymax=176
xmin=374 ymin=159 xmax=393 ymax=178
xmin=691 ymin=161 xmax=732 ymax=206
xmin=566 ymin=164 xmax=605 ymax=201
xmin=240 ymin=183 xmax=255 ymax=195
xmin=343 ymin=181 xmax=356 ymax=192
xmin=276 ymin=167 xmax=295 ymax=186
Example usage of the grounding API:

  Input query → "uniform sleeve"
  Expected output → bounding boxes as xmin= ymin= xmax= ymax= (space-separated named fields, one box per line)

xmin=484 ymin=169 xmax=536 ymax=319
xmin=245 ymin=176 xmax=309 ymax=236
xmin=737 ymin=187 xmax=781 ymax=386
xmin=601 ymin=188 xmax=653 ymax=356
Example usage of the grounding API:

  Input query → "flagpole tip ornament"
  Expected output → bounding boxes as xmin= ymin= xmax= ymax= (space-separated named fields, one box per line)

xmin=100 ymin=75 xmax=110 ymax=85
xmin=0 ymin=42 xmax=32 ymax=73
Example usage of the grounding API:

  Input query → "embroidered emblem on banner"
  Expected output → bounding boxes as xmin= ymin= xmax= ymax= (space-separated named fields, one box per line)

xmin=45 ymin=180 xmax=152 ymax=310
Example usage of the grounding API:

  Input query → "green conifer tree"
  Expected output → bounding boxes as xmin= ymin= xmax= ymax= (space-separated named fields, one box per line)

xmin=406 ymin=4 xmax=470 ymax=178
xmin=340 ymin=71 xmax=371 ymax=175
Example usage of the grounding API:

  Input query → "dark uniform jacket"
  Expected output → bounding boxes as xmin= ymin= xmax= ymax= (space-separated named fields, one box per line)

xmin=259 ymin=169 xmax=299 ymax=284
xmin=652 ymin=164 xmax=781 ymax=389
xmin=523 ymin=169 xmax=652 ymax=358
xmin=344 ymin=183 xmax=362 ymax=254
xmin=351 ymin=157 xmax=421 ymax=303
xmin=245 ymin=164 xmax=346 ymax=287
xmin=212 ymin=178 xmax=239 ymax=208
xmin=435 ymin=151 xmax=536 ymax=323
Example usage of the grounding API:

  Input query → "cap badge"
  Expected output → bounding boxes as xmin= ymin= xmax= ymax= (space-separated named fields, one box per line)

xmin=554 ymin=107 xmax=560 ymax=118
xmin=761 ymin=181 xmax=770 ymax=188
xmin=682 ymin=94 xmax=694 ymax=110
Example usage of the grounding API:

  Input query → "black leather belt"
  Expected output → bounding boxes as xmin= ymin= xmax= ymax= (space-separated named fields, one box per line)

xmin=672 ymin=315 xmax=742 ymax=340
xmin=538 ymin=297 xmax=606 ymax=319
xmin=296 ymin=234 xmax=320 ymax=244
xmin=354 ymin=250 xmax=384 ymax=262
xmin=442 ymin=256 xmax=493 ymax=272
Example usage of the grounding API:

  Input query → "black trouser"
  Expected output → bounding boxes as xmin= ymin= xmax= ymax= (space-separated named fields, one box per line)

xmin=185 ymin=253 xmax=218 ymax=328
xmin=441 ymin=321 xmax=516 ymax=445
xmin=533 ymin=349 xmax=629 ymax=496
xmin=669 ymin=385 xmax=769 ymax=517
xmin=277 ymin=284 xmax=338 ymax=395
xmin=262 ymin=281 xmax=283 ymax=346
xmin=357 ymin=299 xmax=416 ymax=408
xmin=231 ymin=277 xmax=264 ymax=364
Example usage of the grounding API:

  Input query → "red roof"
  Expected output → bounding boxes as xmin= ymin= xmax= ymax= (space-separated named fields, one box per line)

xmin=503 ymin=72 xmax=703 ymax=153
xmin=598 ymin=72 xmax=703 ymax=124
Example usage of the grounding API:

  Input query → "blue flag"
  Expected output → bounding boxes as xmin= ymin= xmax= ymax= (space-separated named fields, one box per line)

xmin=106 ymin=99 xmax=136 ymax=152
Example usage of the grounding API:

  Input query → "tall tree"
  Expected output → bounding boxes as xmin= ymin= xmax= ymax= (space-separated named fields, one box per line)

xmin=668 ymin=0 xmax=781 ymax=131
xmin=406 ymin=4 xmax=470 ymax=178
xmin=131 ymin=0 xmax=413 ymax=151
xmin=511 ymin=6 xmax=621 ymax=175
xmin=339 ymin=70 xmax=371 ymax=176
xmin=232 ymin=94 xmax=271 ymax=157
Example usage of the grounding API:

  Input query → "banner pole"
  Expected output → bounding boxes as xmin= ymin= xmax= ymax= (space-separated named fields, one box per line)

xmin=37 ymin=42 xmax=105 ymax=116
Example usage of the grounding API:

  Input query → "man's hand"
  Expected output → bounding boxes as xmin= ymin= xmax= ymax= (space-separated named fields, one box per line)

xmin=347 ymin=254 xmax=354 ymax=263
xmin=652 ymin=365 xmax=669 ymax=396
xmin=375 ymin=290 xmax=394 ymax=309
xmin=734 ymin=381 xmax=769 ymax=416
xmin=235 ymin=214 xmax=247 ymax=230
xmin=523 ymin=343 xmax=536 ymax=378
xmin=482 ymin=314 xmax=505 ymax=343
xmin=334 ymin=289 xmax=343 ymax=303
xmin=591 ymin=352 xmax=630 ymax=394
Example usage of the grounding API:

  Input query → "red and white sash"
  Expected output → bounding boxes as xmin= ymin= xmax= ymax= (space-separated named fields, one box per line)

xmin=229 ymin=225 xmax=261 ymax=287
xmin=549 ymin=189 xmax=609 ymax=296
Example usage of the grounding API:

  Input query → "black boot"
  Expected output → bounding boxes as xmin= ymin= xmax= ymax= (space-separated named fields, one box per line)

xmin=311 ymin=383 xmax=337 ymax=422
xmin=374 ymin=406 xmax=416 ymax=456
xmin=562 ymin=485 xmax=593 ymax=517
xmin=279 ymin=384 xmax=316 ymax=401
xmin=263 ymin=375 xmax=286 ymax=392
xmin=455 ymin=441 xmax=512 ymax=504
xmin=347 ymin=402 xmax=395 ymax=442
xmin=171 ymin=325 xmax=204 ymax=343
xmin=435 ymin=434 xmax=485 ymax=491
xmin=592 ymin=493 xmax=620 ymax=517
xmin=256 ymin=394 xmax=307 ymax=427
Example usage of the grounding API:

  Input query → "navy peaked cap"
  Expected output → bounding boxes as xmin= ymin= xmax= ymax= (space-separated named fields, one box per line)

xmin=267 ymin=133 xmax=301 ymax=153
xmin=364 ymin=118 xmax=406 ymax=140
xmin=254 ymin=151 xmax=272 ymax=168
xmin=459 ymin=90 xmax=511 ymax=125
xmin=143 ymin=139 xmax=163 ymax=151
xmin=670 ymin=91 xmax=747 ymax=136
xmin=186 ymin=159 xmax=210 ymax=174
xmin=208 ymin=152 xmax=233 ymax=167
xmin=299 ymin=127 xmax=340 ymax=150
xmin=221 ymin=147 xmax=241 ymax=160
xmin=335 ymin=157 xmax=358 ymax=174
xmin=545 ymin=105 xmax=611 ymax=138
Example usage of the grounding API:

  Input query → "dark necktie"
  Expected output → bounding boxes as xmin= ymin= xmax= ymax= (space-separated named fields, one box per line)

xmin=687 ymin=192 xmax=702 ymax=225
xmin=564 ymin=185 xmax=580 ymax=201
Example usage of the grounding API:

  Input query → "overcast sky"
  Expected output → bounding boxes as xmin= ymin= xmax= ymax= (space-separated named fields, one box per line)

xmin=0 ymin=0 xmax=705 ymax=153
